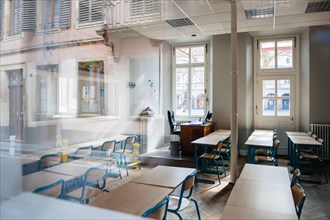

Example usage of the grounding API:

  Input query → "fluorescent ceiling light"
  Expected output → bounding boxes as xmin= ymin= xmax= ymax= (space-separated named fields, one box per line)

xmin=245 ymin=7 xmax=274 ymax=19
xmin=306 ymin=1 xmax=330 ymax=13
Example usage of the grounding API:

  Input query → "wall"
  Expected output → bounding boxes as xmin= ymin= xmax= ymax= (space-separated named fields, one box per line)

xmin=299 ymin=28 xmax=310 ymax=131
xmin=309 ymin=26 xmax=330 ymax=124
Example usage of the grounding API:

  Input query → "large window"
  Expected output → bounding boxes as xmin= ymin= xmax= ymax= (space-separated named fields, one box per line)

xmin=78 ymin=60 xmax=104 ymax=115
xmin=174 ymin=45 xmax=207 ymax=117
xmin=36 ymin=64 xmax=58 ymax=121
xmin=259 ymin=38 xmax=295 ymax=70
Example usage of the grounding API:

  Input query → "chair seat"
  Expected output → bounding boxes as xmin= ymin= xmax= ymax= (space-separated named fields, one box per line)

xmin=115 ymin=149 xmax=133 ymax=154
xmin=168 ymin=195 xmax=190 ymax=212
xmin=255 ymin=149 xmax=272 ymax=155
xmin=301 ymin=153 xmax=318 ymax=159
xmin=255 ymin=155 xmax=274 ymax=162
xmin=199 ymin=153 xmax=219 ymax=160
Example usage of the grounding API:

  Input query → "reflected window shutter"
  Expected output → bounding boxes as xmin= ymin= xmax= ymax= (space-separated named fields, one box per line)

xmin=0 ymin=0 xmax=4 ymax=39
xmin=78 ymin=0 xmax=90 ymax=24
xmin=91 ymin=0 xmax=103 ymax=22
xmin=59 ymin=0 xmax=71 ymax=28
xmin=22 ymin=0 xmax=36 ymax=32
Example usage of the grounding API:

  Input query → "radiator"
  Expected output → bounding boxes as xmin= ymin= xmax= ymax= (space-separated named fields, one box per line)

xmin=311 ymin=124 xmax=330 ymax=160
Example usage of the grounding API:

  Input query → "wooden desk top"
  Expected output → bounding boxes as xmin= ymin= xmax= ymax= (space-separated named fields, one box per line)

xmin=23 ymin=171 xmax=73 ymax=192
xmin=245 ymin=137 xmax=273 ymax=147
xmin=226 ymin=179 xmax=296 ymax=215
xmin=221 ymin=205 xmax=297 ymax=219
xmin=180 ymin=122 xmax=213 ymax=127
xmin=45 ymin=158 xmax=106 ymax=178
xmin=90 ymin=182 xmax=173 ymax=216
xmin=211 ymin=129 xmax=231 ymax=135
xmin=130 ymin=165 xmax=196 ymax=189
xmin=251 ymin=130 xmax=274 ymax=136
xmin=239 ymin=164 xmax=290 ymax=185
xmin=1 ymin=192 xmax=143 ymax=219
xmin=286 ymin=131 xmax=309 ymax=136
xmin=191 ymin=135 xmax=229 ymax=146
xmin=289 ymin=137 xmax=322 ymax=146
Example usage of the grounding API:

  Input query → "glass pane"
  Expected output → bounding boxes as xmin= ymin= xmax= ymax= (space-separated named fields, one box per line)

xmin=175 ymin=68 xmax=189 ymax=116
xmin=277 ymin=98 xmax=290 ymax=116
xmin=263 ymin=98 xmax=275 ymax=116
xmin=176 ymin=48 xmax=189 ymax=64
xmin=191 ymin=67 xmax=205 ymax=116
xmin=260 ymin=41 xmax=275 ymax=69
xmin=191 ymin=46 xmax=205 ymax=63
xmin=277 ymin=40 xmax=293 ymax=68
xmin=262 ymin=80 xmax=275 ymax=97
xmin=277 ymin=80 xmax=290 ymax=97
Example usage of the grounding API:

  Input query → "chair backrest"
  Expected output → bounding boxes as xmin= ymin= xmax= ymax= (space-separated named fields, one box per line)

xmin=171 ymin=110 xmax=177 ymax=125
xmin=75 ymin=145 xmax=93 ymax=157
xmin=142 ymin=196 xmax=169 ymax=220
xmin=311 ymin=134 xmax=317 ymax=140
xmin=173 ymin=171 xmax=197 ymax=211
xmin=272 ymin=139 xmax=280 ymax=158
xmin=102 ymin=140 xmax=116 ymax=156
xmin=123 ymin=136 xmax=135 ymax=152
xmin=291 ymin=168 xmax=301 ymax=187
xmin=81 ymin=165 xmax=108 ymax=200
xmin=306 ymin=131 xmax=313 ymax=136
xmin=167 ymin=110 xmax=175 ymax=133
xmin=33 ymin=179 xmax=64 ymax=198
xmin=291 ymin=183 xmax=306 ymax=219
xmin=39 ymin=152 xmax=62 ymax=170
xmin=317 ymin=138 xmax=324 ymax=145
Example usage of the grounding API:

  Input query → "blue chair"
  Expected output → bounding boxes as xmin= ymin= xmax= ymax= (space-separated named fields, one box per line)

xmin=101 ymin=140 xmax=122 ymax=179
xmin=68 ymin=145 xmax=93 ymax=161
xmin=63 ymin=165 xmax=109 ymax=204
xmin=167 ymin=171 xmax=201 ymax=220
xmin=197 ymin=140 xmax=227 ymax=184
xmin=33 ymin=179 xmax=65 ymax=199
xmin=39 ymin=152 xmax=62 ymax=171
xmin=292 ymin=183 xmax=306 ymax=219
xmin=114 ymin=136 xmax=137 ymax=176
xmin=142 ymin=196 xmax=169 ymax=220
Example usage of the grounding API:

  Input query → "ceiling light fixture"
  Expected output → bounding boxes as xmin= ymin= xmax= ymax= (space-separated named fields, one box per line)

xmin=306 ymin=0 xmax=330 ymax=13
xmin=245 ymin=7 xmax=274 ymax=19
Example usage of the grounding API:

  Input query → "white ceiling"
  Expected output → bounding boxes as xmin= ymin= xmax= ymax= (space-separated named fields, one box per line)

xmin=110 ymin=0 xmax=330 ymax=43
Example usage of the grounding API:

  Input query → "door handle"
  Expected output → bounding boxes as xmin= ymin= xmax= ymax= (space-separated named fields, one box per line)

xmin=290 ymin=117 xmax=294 ymax=121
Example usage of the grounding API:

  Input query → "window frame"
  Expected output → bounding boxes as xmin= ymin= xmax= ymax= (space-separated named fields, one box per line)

xmin=37 ymin=0 xmax=60 ymax=32
xmin=77 ymin=0 xmax=104 ymax=27
xmin=172 ymin=44 xmax=208 ymax=119
xmin=257 ymin=37 xmax=297 ymax=75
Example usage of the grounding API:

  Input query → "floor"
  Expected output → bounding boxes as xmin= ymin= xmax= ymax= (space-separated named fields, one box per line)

xmin=101 ymin=148 xmax=330 ymax=220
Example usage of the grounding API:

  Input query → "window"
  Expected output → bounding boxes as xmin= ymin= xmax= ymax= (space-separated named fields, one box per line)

xmin=78 ymin=0 xmax=103 ymax=25
xmin=78 ymin=61 xmax=104 ymax=115
xmin=262 ymin=79 xmax=291 ymax=116
xmin=36 ymin=65 xmax=58 ymax=121
xmin=9 ymin=0 xmax=22 ymax=36
xmin=259 ymin=38 xmax=295 ymax=70
xmin=129 ymin=0 xmax=160 ymax=17
xmin=39 ymin=0 xmax=60 ymax=30
xmin=174 ymin=45 xmax=207 ymax=117
xmin=59 ymin=76 xmax=77 ymax=113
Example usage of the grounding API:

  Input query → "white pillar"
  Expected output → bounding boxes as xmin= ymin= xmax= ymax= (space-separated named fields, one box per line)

xmin=230 ymin=0 xmax=238 ymax=184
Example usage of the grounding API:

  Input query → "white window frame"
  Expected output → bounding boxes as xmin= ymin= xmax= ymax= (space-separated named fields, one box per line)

xmin=172 ymin=44 xmax=208 ymax=119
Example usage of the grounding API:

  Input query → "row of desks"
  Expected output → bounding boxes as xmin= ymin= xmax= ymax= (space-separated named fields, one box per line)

xmin=245 ymin=130 xmax=274 ymax=164
xmin=221 ymin=164 xmax=297 ymax=219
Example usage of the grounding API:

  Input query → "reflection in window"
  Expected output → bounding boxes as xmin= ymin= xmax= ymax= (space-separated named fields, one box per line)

xmin=78 ymin=61 xmax=104 ymax=115
xmin=39 ymin=0 xmax=60 ymax=30
xmin=259 ymin=39 xmax=293 ymax=70
xmin=36 ymin=65 xmax=58 ymax=121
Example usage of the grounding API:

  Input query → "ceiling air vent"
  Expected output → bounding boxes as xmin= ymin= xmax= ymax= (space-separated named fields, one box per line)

xmin=306 ymin=1 xmax=330 ymax=13
xmin=165 ymin=18 xmax=193 ymax=27
xmin=245 ymin=7 xmax=274 ymax=19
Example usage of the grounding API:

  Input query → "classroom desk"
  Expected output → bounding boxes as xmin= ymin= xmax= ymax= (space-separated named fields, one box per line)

xmin=90 ymin=182 xmax=173 ymax=216
xmin=23 ymin=170 xmax=74 ymax=192
xmin=210 ymin=129 xmax=231 ymax=135
xmin=221 ymin=205 xmax=297 ymax=219
xmin=288 ymin=136 xmax=321 ymax=171
xmin=226 ymin=179 xmax=296 ymax=216
xmin=130 ymin=165 xmax=196 ymax=188
xmin=191 ymin=134 xmax=230 ymax=184
xmin=239 ymin=164 xmax=290 ymax=185
xmin=245 ymin=130 xmax=273 ymax=163
xmin=1 ymin=192 xmax=143 ymax=219
xmin=180 ymin=122 xmax=214 ymax=155
xmin=45 ymin=157 xmax=107 ymax=178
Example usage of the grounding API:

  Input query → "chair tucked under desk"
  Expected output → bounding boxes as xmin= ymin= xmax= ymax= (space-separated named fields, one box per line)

xmin=101 ymin=140 xmax=122 ymax=179
xmin=142 ymin=196 xmax=169 ymax=220
xmin=33 ymin=179 xmax=65 ymax=199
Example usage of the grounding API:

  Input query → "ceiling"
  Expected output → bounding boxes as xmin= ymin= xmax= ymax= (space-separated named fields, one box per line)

xmin=109 ymin=0 xmax=330 ymax=43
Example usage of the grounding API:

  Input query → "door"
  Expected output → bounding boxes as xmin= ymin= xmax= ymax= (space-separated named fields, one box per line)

xmin=7 ymin=69 xmax=24 ymax=141
xmin=256 ymin=75 xmax=295 ymax=153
